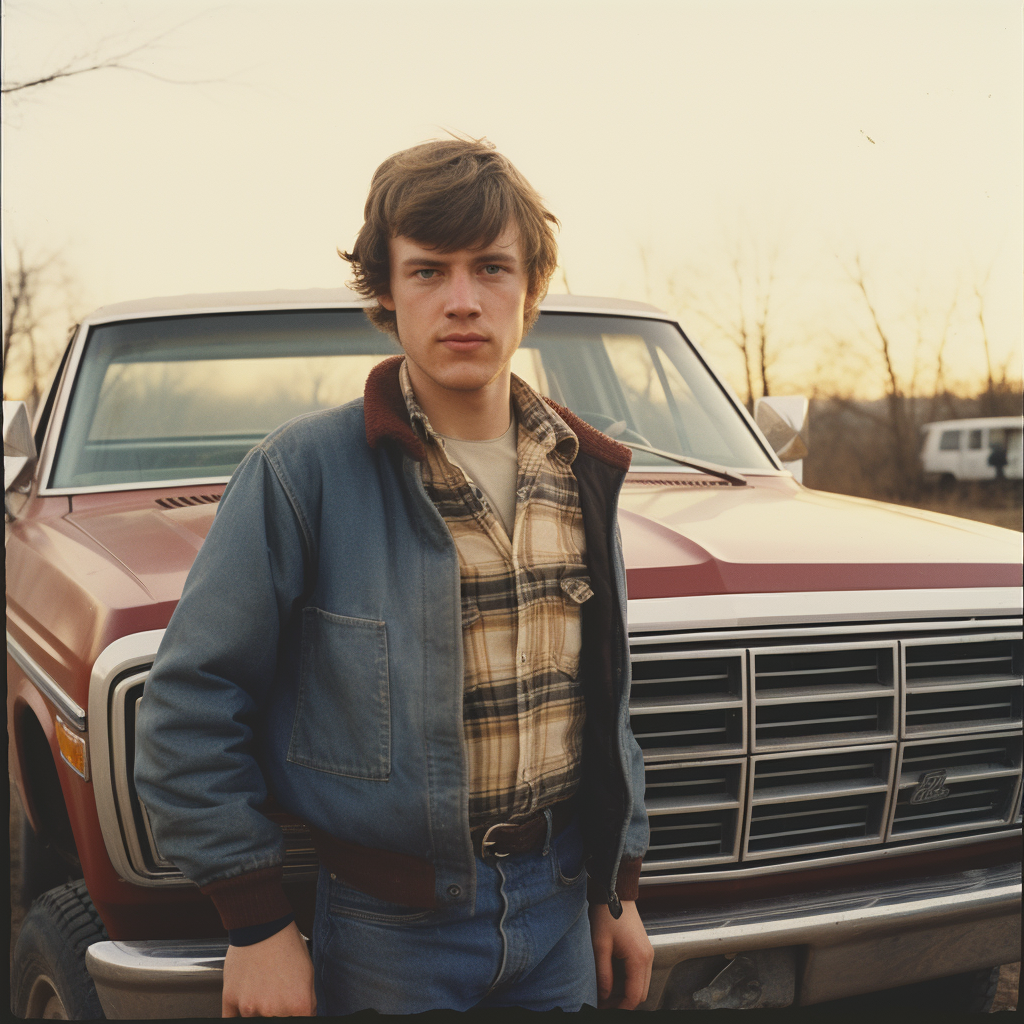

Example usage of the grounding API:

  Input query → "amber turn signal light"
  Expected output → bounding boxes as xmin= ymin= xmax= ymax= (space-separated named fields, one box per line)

xmin=56 ymin=717 xmax=89 ymax=780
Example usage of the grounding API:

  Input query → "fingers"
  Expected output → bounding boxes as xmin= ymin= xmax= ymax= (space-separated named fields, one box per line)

xmin=617 ymin=946 xmax=654 ymax=1010
xmin=592 ymin=934 xmax=614 ymax=1004
xmin=220 ymin=922 xmax=316 ymax=1016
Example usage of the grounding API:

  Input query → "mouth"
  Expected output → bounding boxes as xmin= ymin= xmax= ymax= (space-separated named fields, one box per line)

xmin=440 ymin=333 xmax=487 ymax=351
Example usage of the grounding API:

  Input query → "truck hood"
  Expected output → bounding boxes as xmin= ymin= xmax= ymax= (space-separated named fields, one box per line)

xmin=618 ymin=476 xmax=1022 ymax=599
xmin=65 ymin=478 xmax=1022 ymax=606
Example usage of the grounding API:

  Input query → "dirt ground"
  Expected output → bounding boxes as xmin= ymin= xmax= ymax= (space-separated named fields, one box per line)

xmin=9 ymin=496 xmax=1021 ymax=1012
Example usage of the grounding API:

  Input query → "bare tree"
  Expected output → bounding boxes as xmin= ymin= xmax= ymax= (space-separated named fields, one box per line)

xmin=971 ymin=271 xmax=998 ymax=415
xmin=669 ymin=238 xmax=783 ymax=411
xmin=926 ymin=295 xmax=960 ymax=423
xmin=2 ymin=19 xmax=219 ymax=97
xmin=3 ymin=247 xmax=78 ymax=410
xmin=845 ymin=256 xmax=920 ymax=495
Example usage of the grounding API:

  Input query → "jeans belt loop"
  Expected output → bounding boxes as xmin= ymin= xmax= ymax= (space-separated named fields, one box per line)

xmin=541 ymin=807 xmax=554 ymax=857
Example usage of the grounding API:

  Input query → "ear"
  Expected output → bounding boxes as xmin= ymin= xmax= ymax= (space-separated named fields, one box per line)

xmin=378 ymin=293 xmax=396 ymax=311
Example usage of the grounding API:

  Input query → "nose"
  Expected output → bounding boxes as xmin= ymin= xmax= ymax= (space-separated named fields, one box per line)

xmin=443 ymin=267 xmax=481 ymax=319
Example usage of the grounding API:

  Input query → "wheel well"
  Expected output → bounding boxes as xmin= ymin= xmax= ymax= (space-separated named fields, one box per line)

xmin=20 ymin=709 xmax=81 ymax=870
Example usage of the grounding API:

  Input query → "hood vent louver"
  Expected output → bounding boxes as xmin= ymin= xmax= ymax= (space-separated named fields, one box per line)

xmin=155 ymin=494 xmax=222 ymax=509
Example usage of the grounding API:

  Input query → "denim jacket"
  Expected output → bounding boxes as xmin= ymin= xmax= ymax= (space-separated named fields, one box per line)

xmin=135 ymin=357 xmax=648 ymax=929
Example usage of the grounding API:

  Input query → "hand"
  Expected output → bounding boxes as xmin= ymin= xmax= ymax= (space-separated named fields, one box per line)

xmin=588 ymin=900 xmax=654 ymax=1009
xmin=221 ymin=921 xmax=316 ymax=1017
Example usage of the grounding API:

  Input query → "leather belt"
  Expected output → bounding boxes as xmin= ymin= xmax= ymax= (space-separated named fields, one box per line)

xmin=471 ymin=799 xmax=576 ymax=860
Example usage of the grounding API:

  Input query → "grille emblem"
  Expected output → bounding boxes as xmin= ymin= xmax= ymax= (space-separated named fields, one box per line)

xmin=910 ymin=769 xmax=950 ymax=804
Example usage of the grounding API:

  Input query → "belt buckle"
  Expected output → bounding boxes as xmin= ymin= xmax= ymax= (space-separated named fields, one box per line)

xmin=480 ymin=821 xmax=515 ymax=860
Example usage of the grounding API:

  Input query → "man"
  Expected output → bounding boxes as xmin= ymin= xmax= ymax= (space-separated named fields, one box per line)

xmin=135 ymin=137 xmax=652 ymax=1016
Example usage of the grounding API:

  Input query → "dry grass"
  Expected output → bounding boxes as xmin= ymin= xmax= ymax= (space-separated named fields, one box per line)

xmin=898 ymin=490 xmax=1023 ymax=533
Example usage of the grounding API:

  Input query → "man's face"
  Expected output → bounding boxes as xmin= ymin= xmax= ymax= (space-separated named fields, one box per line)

xmin=378 ymin=226 xmax=530 ymax=398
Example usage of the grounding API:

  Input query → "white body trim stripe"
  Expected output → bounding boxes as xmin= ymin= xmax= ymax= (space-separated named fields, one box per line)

xmin=627 ymin=587 xmax=1023 ymax=632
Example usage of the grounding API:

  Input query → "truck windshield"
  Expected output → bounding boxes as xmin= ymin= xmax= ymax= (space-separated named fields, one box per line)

xmin=50 ymin=309 xmax=774 ymax=489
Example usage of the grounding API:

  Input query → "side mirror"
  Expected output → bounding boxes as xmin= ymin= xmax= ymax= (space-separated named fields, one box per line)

xmin=4 ymin=400 xmax=37 ymax=493
xmin=754 ymin=396 xmax=809 ymax=482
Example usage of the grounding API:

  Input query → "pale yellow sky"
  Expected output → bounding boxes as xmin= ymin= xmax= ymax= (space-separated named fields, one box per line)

xmin=3 ymin=0 xmax=1022 ymax=401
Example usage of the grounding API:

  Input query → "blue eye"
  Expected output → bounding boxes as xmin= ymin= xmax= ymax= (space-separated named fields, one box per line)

xmin=416 ymin=269 xmax=436 ymax=279
xmin=483 ymin=265 xmax=502 ymax=275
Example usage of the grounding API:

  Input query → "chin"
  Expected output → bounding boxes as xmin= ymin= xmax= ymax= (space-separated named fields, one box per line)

xmin=435 ymin=367 xmax=500 ymax=392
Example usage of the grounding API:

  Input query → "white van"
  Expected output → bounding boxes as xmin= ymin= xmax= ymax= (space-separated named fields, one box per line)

xmin=921 ymin=416 xmax=1024 ymax=482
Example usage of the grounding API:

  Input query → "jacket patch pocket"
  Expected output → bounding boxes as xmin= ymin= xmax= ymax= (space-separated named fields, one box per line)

xmin=554 ymin=574 xmax=593 ymax=680
xmin=288 ymin=608 xmax=390 ymax=780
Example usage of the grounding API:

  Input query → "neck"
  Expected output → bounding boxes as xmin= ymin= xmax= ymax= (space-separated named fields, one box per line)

xmin=406 ymin=364 xmax=513 ymax=440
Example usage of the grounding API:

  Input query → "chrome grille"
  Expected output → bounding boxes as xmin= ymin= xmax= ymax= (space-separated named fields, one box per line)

xmin=631 ymin=621 xmax=1023 ymax=881
xmin=643 ymin=760 xmax=744 ymax=868
xmin=745 ymin=746 xmax=893 ymax=859
xmin=889 ymin=732 xmax=1022 ymax=839
xmin=902 ymin=635 xmax=1022 ymax=737
xmin=629 ymin=650 xmax=745 ymax=760
xmin=750 ymin=642 xmax=897 ymax=751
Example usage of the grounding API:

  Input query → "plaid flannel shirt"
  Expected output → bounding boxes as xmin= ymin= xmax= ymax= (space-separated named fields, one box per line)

xmin=400 ymin=361 xmax=593 ymax=828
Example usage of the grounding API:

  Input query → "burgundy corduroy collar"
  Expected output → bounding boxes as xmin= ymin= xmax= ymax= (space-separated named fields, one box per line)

xmin=363 ymin=355 xmax=632 ymax=472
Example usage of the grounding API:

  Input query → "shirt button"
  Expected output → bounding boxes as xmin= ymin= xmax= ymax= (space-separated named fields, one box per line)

xmin=516 ymin=488 xmax=528 ymax=500
xmin=520 ymin=652 xmax=527 ymax=664
xmin=447 ymin=884 xmax=462 ymax=899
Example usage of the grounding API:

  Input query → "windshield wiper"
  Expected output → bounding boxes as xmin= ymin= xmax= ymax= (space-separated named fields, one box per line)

xmin=619 ymin=443 xmax=748 ymax=486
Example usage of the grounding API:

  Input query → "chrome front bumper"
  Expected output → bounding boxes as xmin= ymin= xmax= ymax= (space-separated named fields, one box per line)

xmin=86 ymin=862 xmax=1021 ymax=1017
xmin=641 ymin=861 xmax=1021 ymax=1009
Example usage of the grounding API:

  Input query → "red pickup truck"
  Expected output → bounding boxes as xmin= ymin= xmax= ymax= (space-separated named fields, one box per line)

xmin=7 ymin=290 xmax=1021 ymax=1017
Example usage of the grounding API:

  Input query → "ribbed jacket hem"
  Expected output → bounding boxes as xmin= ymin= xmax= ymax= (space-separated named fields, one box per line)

xmin=200 ymin=865 xmax=293 ymax=930
xmin=587 ymin=855 xmax=643 ymax=905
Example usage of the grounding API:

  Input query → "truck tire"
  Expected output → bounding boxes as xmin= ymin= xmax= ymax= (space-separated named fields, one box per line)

xmin=11 ymin=881 xmax=109 ymax=1020
xmin=17 ymin=812 xmax=77 ymax=910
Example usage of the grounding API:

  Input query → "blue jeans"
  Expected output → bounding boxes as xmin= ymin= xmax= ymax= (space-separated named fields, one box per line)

xmin=312 ymin=816 xmax=598 ymax=1014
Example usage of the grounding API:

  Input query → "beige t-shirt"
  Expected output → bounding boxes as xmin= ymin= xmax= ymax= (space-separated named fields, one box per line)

xmin=438 ymin=414 xmax=519 ymax=537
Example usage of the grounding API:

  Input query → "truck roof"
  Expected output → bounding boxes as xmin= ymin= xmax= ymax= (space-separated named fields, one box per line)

xmin=922 ymin=416 xmax=1024 ymax=431
xmin=83 ymin=290 xmax=668 ymax=324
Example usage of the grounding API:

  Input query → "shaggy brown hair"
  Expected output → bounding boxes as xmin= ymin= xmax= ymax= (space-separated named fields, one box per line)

xmin=340 ymin=137 xmax=560 ymax=336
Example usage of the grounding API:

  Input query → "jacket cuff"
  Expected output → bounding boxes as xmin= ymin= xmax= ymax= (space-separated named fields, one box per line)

xmin=200 ymin=865 xmax=293 ymax=930
xmin=615 ymin=856 xmax=643 ymax=902
xmin=586 ymin=856 xmax=643 ymax=905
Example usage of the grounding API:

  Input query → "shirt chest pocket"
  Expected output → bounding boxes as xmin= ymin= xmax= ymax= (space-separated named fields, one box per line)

xmin=288 ymin=608 xmax=391 ymax=780
xmin=553 ymin=574 xmax=594 ymax=680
